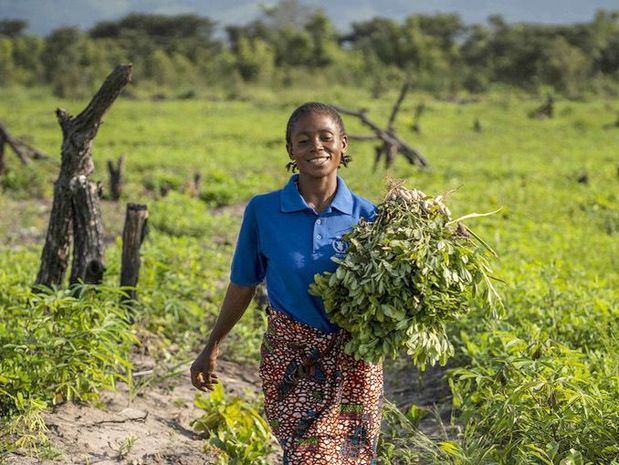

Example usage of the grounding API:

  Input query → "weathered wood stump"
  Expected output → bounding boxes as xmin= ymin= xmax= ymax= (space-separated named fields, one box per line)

xmin=529 ymin=94 xmax=554 ymax=119
xmin=186 ymin=172 xmax=202 ymax=198
xmin=411 ymin=103 xmax=425 ymax=134
xmin=120 ymin=203 xmax=148 ymax=307
xmin=69 ymin=176 xmax=106 ymax=285
xmin=0 ymin=130 xmax=6 ymax=176
xmin=36 ymin=64 xmax=132 ymax=289
xmin=107 ymin=155 xmax=125 ymax=201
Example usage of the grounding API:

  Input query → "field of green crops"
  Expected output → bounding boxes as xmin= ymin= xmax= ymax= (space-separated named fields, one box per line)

xmin=1 ymin=84 xmax=617 ymax=464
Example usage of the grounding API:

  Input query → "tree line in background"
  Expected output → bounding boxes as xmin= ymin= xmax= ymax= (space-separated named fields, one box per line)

xmin=1 ymin=0 xmax=618 ymax=98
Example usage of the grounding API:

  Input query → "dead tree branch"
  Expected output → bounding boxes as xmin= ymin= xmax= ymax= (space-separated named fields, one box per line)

xmin=0 ymin=121 xmax=51 ymax=169
xmin=387 ymin=80 xmax=410 ymax=131
xmin=333 ymin=104 xmax=428 ymax=168
xmin=36 ymin=65 xmax=132 ymax=289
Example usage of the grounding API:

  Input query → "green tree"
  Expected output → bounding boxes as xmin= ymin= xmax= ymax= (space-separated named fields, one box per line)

xmin=0 ymin=38 xmax=15 ymax=84
xmin=541 ymin=36 xmax=591 ymax=96
xmin=303 ymin=10 xmax=339 ymax=66
xmin=42 ymin=27 xmax=92 ymax=97
xmin=0 ymin=19 xmax=27 ymax=38
xmin=235 ymin=36 xmax=274 ymax=82
xmin=11 ymin=36 xmax=44 ymax=84
xmin=144 ymin=49 xmax=177 ymax=87
xmin=170 ymin=52 xmax=197 ymax=87
xmin=347 ymin=18 xmax=405 ymax=67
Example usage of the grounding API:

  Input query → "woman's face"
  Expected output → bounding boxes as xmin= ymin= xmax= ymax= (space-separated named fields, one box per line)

xmin=286 ymin=112 xmax=348 ymax=179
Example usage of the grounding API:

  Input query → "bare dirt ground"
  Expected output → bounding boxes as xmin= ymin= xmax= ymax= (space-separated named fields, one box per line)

xmin=4 ymin=357 xmax=276 ymax=465
xmin=3 ymin=354 xmax=451 ymax=465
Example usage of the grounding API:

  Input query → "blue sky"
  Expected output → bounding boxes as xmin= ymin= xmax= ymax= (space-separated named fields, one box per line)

xmin=0 ymin=0 xmax=617 ymax=36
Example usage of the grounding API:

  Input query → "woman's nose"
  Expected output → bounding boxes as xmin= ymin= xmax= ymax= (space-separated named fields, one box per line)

xmin=310 ymin=137 xmax=323 ymax=150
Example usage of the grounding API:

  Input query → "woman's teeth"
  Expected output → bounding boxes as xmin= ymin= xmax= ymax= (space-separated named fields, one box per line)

xmin=307 ymin=156 xmax=330 ymax=165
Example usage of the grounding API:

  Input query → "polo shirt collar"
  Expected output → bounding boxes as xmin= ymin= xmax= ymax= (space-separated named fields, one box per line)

xmin=280 ymin=174 xmax=353 ymax=215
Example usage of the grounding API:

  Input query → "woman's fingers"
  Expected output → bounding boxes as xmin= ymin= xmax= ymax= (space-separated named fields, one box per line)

xmin=190 ymin=351 xmax=221 ymax=392
xmin=191 ymin=367 xmax=219 ymax=391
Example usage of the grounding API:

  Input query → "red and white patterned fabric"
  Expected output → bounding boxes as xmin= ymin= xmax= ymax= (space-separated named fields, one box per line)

xmin=259 ymin=307 xmax=384 ymax=465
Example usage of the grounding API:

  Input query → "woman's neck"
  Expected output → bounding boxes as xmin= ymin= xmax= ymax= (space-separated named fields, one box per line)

xmin=296 ymin=173 xmax=338 ymax=214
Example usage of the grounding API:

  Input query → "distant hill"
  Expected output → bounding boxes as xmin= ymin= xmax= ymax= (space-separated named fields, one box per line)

xmin=0 ymin=0 xmax=617 ymax=36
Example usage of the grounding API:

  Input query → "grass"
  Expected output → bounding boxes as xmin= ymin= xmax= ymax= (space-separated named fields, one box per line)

xmin=0 ymin=84 xmax=617 ymax=463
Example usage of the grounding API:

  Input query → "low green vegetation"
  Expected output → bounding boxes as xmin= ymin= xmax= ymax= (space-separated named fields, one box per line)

xmin=0 ymin=86 xmax=617 ymax=463
xmin=192 ymin=384 xmax=273 ymax=465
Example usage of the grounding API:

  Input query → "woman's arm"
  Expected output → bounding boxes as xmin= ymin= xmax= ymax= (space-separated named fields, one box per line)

xmin=190 ymin=282 xmax=257 ymax=391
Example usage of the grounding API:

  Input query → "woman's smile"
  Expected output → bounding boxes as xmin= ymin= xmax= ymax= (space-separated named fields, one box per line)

xmin=306 ymin=155 xmax=332 ymax=166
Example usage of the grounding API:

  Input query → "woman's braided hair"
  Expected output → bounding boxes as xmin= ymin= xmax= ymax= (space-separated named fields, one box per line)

xmin=285 ymin=102 xmax=352 ymax=172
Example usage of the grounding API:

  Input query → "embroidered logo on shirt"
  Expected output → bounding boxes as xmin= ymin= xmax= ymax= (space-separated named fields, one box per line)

xmin=332 ymin=237 xmax=349 ymax=254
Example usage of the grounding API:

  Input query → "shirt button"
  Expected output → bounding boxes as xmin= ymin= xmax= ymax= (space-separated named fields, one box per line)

xmin=316 ymin=234 xmax=322 ymax=240
xmin=316 ymin=219 xmax=322 ymax=225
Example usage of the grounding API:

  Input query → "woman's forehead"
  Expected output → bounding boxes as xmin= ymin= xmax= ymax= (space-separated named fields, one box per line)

xmin=292 ymin=112 xmax=339 ymax=133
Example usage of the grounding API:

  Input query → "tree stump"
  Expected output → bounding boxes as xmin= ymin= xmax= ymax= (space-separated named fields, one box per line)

xmin=120 ymin=203 xmax=148 ymax=308
xmin=411 ymin=103 xmax=425 ymax=134
xmin=0 ymin=131 xmax=6 ymax=176
xmin=186 ymin=172 xmax=202 ymax=198
xmin=36 ymin=64 xmax=132 ymax=289
xmin=529 ymin=94 xmax=554 ymax=119
xmin=107 ymin=155 xmax=125 ymax=201
xmin=69 ymin=176 xmax=106 ymax=285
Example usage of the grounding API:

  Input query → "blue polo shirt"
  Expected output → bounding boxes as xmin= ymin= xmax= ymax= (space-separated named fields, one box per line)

xmin=230 ymin=174 xmax=376 ymax=333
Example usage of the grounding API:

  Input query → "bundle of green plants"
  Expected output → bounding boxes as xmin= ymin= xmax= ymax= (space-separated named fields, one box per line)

xmin=310 ymin=180 xmax=502 ymax=369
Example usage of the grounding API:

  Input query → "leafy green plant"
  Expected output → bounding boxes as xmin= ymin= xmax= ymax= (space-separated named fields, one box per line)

xmin=378 ymin=399 xmax=462 ymax=465
xmin=449 ymin=331 xmax=619 ymax=464
xmin=192 ymin=384 xmax=273 ymax=465
xmin=0 ymin=283 xmax=136 ymax=450
xmin=310 ymin=181 xmax=503 ymax=368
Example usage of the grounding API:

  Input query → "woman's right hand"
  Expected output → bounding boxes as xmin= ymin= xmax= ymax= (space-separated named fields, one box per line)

xmin=190 ymin=344 xmax=220 ymax=392
xmin=189 ymin=282 xmax=257 ymax=392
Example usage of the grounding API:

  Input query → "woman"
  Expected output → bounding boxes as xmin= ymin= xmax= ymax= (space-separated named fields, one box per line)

xmin=190 ymin=102 xmax=383 ymax=465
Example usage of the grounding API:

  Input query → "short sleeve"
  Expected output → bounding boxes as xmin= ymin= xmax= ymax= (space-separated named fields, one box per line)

xmin=359 ymin=199 xmax=377 ymax=223
xmin=230 ymin=198 xmax=267 ymax=286
xmin=366 ymin=203 xmax=377 ymax=222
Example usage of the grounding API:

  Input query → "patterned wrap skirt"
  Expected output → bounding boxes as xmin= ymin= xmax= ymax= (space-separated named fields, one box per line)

xmin=259 ymin=306 xmax=384 ymax=465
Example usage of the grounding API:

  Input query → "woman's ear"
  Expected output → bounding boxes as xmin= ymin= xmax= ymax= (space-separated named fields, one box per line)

xmin=286 ymin=143 xmax=294 ymax=158
xmin=341 ymin=134 xmax=349 ymax=153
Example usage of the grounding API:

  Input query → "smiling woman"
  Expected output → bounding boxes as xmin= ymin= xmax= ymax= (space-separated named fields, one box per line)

xmin=191 ymin=102 xmax=383 ymax=464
